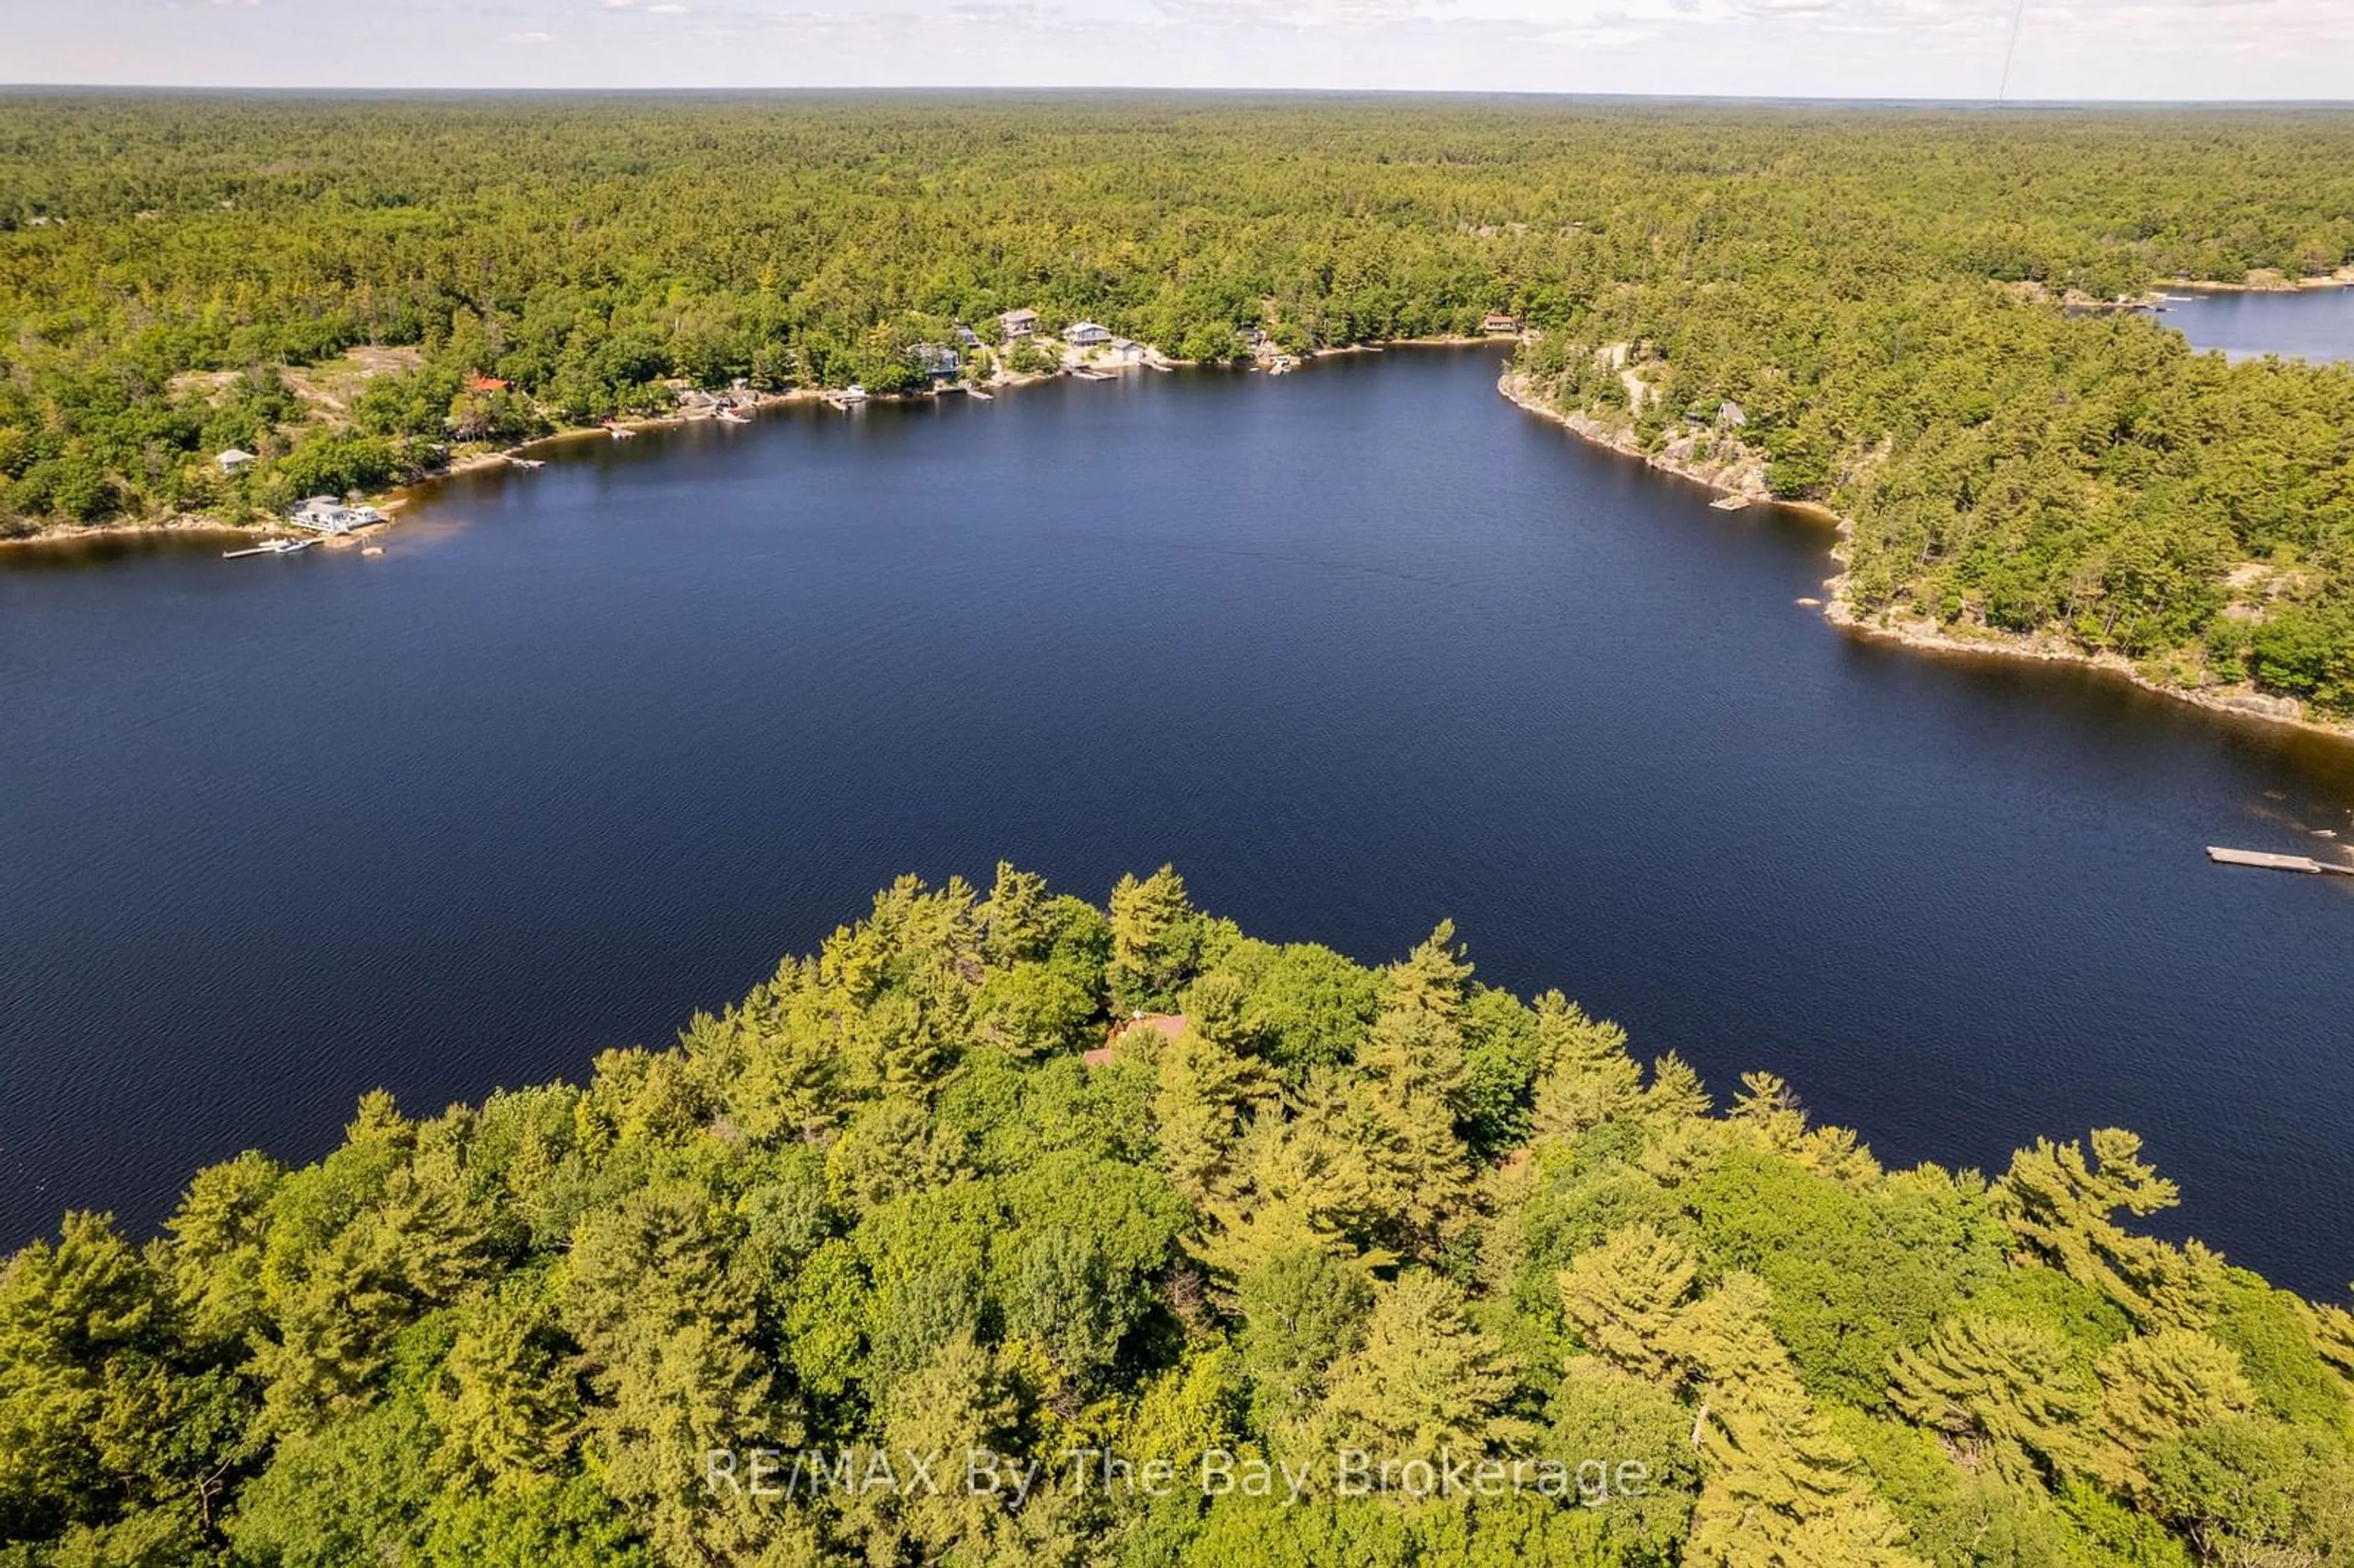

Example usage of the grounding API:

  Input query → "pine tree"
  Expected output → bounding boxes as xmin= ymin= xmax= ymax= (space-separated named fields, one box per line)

xmin=1886 ymin=1315 xmax=2091 ymax=1485
xmin=1314 ymin=1271 xmax=1529 ymax=1462
xmin=1641 ymin=1051 xmax=1713 ymax=1124
xmin=980 ymin=860 xmax=1053 ymax=965
xmin=562 ymin=1182 xmax=791 ymax=1568
xmin=429 ymin=1279 xmax=581 ymax=1488
xmin=2089 ymin=1328 xmax=2256 ymax=1499
xmin=1190 ymin=1075 xmax=1396 ymax=1288
xmin=1558 ymin=1221 xmax=1700 ymax=1379
xmin=1528 ymin=990 xmax=1640 ymax=1141
xmin=878 ymin=1331 xmax=1018 ymax=1561
xmin=1153 ymin=1022 xmax=1275 ymax=1203
xmin=1355 ymin=1002 xmax=1474 ymax=1241
xmin=1993 ymin=1129 xmax=2220 ymax=1329
xmin=1107 ymin=865 xmax=1198 ymax=1014
xmin=164 ymin=1150 xmax=282 ymax=1353
xmin=1669 ymin=1273 xmax=1929 ymax=1568
xmin=1385 ymin=921 xmax=1472 ymax=1021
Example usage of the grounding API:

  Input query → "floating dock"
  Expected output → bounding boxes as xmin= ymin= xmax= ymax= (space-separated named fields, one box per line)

xmin=2206 ymin=846 xmax=2354 ymax=877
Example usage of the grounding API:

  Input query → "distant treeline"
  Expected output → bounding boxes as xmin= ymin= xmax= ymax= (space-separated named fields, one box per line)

xmin=4 ymin=867 xmax=2351 ymax=1565
xmin=2 ymin=96 xmax=2353 ymax=707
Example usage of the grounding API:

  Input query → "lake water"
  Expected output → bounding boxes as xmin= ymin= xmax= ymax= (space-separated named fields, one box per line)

xmin=2163 ymin=283 xmax=2354 ymax=363
xmin=6 ymin=328 xmax=2354 ymax=1298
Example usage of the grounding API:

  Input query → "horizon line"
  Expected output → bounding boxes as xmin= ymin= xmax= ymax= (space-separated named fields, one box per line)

xmin=6 ymin=84 xmax=2354 ymax=109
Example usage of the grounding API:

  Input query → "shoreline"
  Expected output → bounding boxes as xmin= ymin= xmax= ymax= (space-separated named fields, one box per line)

xmin=1494 ymin=368 xmax=2354 ymax=749
xmin=6 ymin=340 xmax=1490 ymax=548
xmin=2158 ymin=268 xmax=2354 ymax=295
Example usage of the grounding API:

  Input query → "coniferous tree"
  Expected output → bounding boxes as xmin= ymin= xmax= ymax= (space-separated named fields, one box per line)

xmin=1886 ymin=1315 xmax=2092 ymax=1486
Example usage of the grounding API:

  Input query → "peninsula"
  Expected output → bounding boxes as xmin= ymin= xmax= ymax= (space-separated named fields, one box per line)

xmin=6 ymin=867 xmax=2350 ymax=1564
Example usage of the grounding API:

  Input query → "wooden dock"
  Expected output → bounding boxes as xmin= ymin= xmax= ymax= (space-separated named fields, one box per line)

xmin=2206 ymin=846 xmax=2354 ymax=877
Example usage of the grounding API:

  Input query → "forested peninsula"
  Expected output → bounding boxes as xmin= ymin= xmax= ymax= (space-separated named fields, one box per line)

xmin=5 ymin=867 xmax=2352 ymax=1566
xmin=4 ymin=96 xmax=2354 ymax=720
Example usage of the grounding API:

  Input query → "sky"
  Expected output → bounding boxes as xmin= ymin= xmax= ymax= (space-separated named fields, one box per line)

xmin=10 ymin=0 xmax=2354 ymax=100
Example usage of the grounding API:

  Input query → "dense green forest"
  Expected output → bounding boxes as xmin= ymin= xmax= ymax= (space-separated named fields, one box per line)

xmin=2 ymin=95 xmax=2353 ymax=709
xmin=5 ymin=867 xmax=2352 ymax=1566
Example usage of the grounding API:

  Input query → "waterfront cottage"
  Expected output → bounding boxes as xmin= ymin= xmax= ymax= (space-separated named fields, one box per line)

xmin=1482 ymin=312 xmax=1521 ymax=334
xmin=1000 ymin=308 xmax=1038 ymax=340
xmin=908 ymin=343 xmax=961 ymax=379
xmin=1065 ymin=321 xmax=1112 ymax=348
xmin=291 ymin=496 xmax=385 ymax=535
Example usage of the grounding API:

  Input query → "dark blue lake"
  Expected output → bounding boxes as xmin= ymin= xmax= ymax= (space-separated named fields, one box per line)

xmin=6 ymin=340 xmax=2353 ymax=1297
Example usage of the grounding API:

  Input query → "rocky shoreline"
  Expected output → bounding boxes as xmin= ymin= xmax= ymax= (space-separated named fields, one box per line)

xmin=1495 ymin=368 xmax=2354 ymax=747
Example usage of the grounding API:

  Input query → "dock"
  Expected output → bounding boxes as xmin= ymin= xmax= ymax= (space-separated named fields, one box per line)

xmin=223 ymin=538 xmax=318 ymax=560
xmin=2206 ymin=846 xmax=2354 ymax=877
xmin=1710 ymin=495 xmax=1756 ymax=511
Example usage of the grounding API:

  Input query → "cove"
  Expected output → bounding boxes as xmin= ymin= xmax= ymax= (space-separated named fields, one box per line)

xmin=2165 ymin=281 xmax=2354 ymax=363
xmin=4 ymin=346 xmax=2352 ymax=1298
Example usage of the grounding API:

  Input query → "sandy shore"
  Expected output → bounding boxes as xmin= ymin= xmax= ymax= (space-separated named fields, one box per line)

xmin=1495 ymin=368 xmax=2354 ymax=747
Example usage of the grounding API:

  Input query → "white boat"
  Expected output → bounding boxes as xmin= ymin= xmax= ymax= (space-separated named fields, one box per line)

xmin=609 ymin=426 xmax=636 ymax=440
xmin=837 ymin=384 xmax=869 ymax=405
xmin=717 ymin=408 xmax=752 ymax=424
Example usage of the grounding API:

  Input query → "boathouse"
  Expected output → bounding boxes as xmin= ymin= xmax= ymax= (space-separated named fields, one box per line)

xmin=1482 ymin=312 xmax=1521 ymax=335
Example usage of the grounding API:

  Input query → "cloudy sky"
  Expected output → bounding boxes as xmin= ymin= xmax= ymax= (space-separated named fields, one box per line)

xmin=12 ymin=0 xmax=2353 ymax=99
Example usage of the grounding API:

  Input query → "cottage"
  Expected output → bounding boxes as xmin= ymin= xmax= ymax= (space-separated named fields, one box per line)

xmin=1481 ymin=313 xmax=1522 ymax=335
xmin=908 ymin=343 xmax=961 ymax=379
xmin=1065 ymin=321 xmax=1112 ymax=348
xmin=1000 ymin=308 xmax=1039 ymax=340
xmin=1718 ymin=400 xmax=1749 ymax=428
xmin=291 ymin=496 xmax=386 ymax=535
xmin=954 ymin=324 xmax=981 ymax=349
xmin=1083 ymin=1013 xmax=1190 ymax=1067
xmin=468 ymin=375 xmax=512 ymax=393
xmin=216 ymin=448 xmax=255 ymax=474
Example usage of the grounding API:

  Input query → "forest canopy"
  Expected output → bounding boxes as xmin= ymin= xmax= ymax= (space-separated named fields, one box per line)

xmin=2 ymin=94 xmax=2352 ymax=702
xmin=4 ymin=867 xmax=2352 ymax=1566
